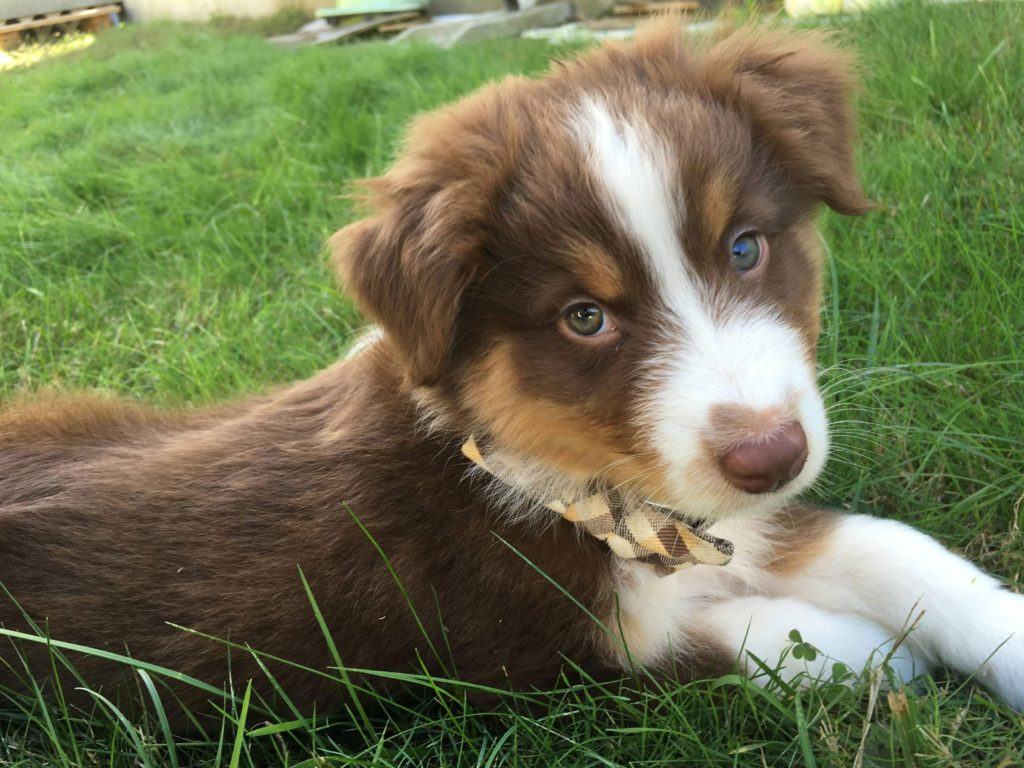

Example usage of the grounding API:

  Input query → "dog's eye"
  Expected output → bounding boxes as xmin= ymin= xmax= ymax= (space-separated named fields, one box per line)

xmin=564 ymin=302 xmax=607 ymax=336
xmin=730 ymin=232 xmax=767 ymax=273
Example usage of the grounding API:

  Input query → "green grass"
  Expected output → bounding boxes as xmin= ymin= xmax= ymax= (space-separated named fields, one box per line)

xmin=1 ymin=2 xmax=1023 ymax=764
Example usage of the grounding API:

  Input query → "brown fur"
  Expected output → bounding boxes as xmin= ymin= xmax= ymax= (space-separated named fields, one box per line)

xmin=568 ymin=242 xmax=625 ymax=303
xmin=0 ymin=350 xmax=619 ymax=718
xmin=0 ymin=20 xmax=868 ymax=722
xmin=766 ymin=506 xmax=840 ymax=574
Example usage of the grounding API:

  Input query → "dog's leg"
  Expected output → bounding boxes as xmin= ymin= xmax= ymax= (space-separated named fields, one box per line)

xmin=769 ymin=509 xmax=1024 ymax=708
xmin=705 ymin=595 xmax=927 ymax=686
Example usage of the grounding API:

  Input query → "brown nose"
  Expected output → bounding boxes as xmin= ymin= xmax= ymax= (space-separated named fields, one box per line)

xmin=718 ymin=421 xmax=808 ymax=494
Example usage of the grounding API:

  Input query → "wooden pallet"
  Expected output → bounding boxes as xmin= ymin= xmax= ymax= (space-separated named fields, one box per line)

xmin=1 ymin=3 xmax=120 ymax=49
xmin=376 ymin=16 xmax=424 ymax=33
xmin=611 ymin=0 xmax=699 ymax=16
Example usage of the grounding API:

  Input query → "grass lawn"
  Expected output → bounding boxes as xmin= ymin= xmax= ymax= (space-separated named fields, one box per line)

xmin=1 ymin=1 xmax=1023 ymax=764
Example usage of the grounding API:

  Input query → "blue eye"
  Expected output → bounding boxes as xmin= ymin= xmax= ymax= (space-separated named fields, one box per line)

xmin=731 ymin=233 xmax=764 ymax=272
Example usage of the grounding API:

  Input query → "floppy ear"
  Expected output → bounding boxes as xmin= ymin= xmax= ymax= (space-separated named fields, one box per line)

xmin=702 ymin=28 xmax=873 ymax=216
xmin=330 ymin=185 xmax=480 ymax=387
xmin=330 ymin=88 xmax=521 ymax=386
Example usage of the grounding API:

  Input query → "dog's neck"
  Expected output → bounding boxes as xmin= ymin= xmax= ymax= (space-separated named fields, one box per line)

xmin=461 ymin=435 xmax=734 ymax=573
xmin=462 ymin=441 xmax=595 ymax=525
xmin=407 ymin=383 xmax=595 ymax=525
xmin=333 ymin=341 xmax=735 ymax=575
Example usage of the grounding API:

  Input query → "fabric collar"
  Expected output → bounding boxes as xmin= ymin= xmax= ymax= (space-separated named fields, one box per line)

xmin=461 ymin=436 xmax=733 ymax=575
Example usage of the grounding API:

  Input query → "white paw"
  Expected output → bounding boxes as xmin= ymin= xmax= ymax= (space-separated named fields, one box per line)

xmin=873 ymin=640 xmax=927 ymax=685
xmin=785 ymin=626 xmax=928 ymax=687
xmin=710 ymin=597 xmax=931 ymax=689
xmin=967 ymin=590 xmax=1024 ymax=710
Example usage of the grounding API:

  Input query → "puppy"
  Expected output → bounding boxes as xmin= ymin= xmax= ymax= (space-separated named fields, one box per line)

xmin=1 ymin=21 xmax=1022 ymax=718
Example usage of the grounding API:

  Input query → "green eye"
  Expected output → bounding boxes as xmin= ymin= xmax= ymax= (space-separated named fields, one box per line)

xmin=731 ymin=233 xmax=764 ymax=272
xmin=565 ymin=303 xmax=605 ymax=336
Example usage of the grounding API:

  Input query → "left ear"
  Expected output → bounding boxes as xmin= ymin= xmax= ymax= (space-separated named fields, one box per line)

xmin=330 ymin=82 xmax=523 ymax=386
xmin=702 ymin=27 xmax=874 ymax=216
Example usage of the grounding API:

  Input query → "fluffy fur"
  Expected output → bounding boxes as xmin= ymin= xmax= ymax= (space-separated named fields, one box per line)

xmin=2 ymin=21 xmax=1022 ymax=722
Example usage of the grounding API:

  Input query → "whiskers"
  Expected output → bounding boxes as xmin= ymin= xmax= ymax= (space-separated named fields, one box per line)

xmin=812 ymin=360 xmax=940 ymax=496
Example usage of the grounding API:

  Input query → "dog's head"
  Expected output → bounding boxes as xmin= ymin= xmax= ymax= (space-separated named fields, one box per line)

xmin=331 ymin=22 xmax=870 ymax=522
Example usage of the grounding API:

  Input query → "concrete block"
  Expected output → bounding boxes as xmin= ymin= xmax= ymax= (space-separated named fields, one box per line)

xmin=571 ymin=0 xmax=615 ymax=20
xmin=389 ymin=12 xmax=500 ymax=44
xmin=445 ymin=2 xmax=570 ymax=45
xmin=3 ymin=0 xmax=84 ymax=16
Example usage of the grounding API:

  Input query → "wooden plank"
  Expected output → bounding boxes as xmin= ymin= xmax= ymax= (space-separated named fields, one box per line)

xmin=80 ymin=11 xmax=113 ymax=31
xmin=270 ymin=10 xmax=421 ymax=45
xmin=1 ymin=5 xmax=121 ymax=33
xmin=377 ymin=16 xmax=422 ymax=32
xmin=323 ymin=10 xmax=421 ymax=40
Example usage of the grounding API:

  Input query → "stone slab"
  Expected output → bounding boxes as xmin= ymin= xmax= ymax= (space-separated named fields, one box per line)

xmin=388 ymin=10 xmax=499 ymax=44
xmin=393 ymin=2 xmax=576 ymax=47
xmin=426 ymin=0 xmax=505 ymax=16
xmin=444 ymin=2 xmax=570 ymax=46
xmin=572 ymin=0 xmax=615 ymax=20
xmin=269 ymin=10 xmax=420 ymax=43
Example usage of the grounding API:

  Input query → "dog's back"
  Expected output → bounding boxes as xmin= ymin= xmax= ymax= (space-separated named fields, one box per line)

xmin=0 ymin=351 xmax=619 ymax=718
xmin=0 ymin=368 xmax=361 ymax=712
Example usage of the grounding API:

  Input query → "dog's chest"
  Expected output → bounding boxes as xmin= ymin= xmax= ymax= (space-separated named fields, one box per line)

xmin=610 ymin=515 xmax=777 ymax=666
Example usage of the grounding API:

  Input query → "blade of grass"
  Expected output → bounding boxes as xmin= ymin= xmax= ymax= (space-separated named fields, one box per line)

xmin=137 ymin=669 xmax=180 ymax=768
xmin=0 ymin=628 xmax=230 ymax=700
xmin=77 ymin=687 xmax=156 ymax=768
xmin=296 ymin=565 xmax=374 ymax=740
xmin=228 ymin=680 xmax=252 ymax=768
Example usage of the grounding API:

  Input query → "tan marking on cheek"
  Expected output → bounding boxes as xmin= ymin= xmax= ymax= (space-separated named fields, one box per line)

xmin=464 ymin=344 xmax=688 ymax=505
xmin=569 ymin=242 xmax=624 ymax=303
xmin=602 ymin=453 xmax=688 ymax=514
xmin=463 ymin=342 xmax=627 ymax=477
xmin=703 ymin=173 xmax=737 ymax=243
xmin=658 ymin=446 xmax=735 ymax=509
xmin=765 ymin=505 xmax=839 ymax=575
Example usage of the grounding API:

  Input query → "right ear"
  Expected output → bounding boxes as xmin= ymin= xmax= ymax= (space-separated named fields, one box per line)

xmin=330 ymin=85 xmax=522 ymax=386
xmin=699 ymin=26 xmax=874 ymax=216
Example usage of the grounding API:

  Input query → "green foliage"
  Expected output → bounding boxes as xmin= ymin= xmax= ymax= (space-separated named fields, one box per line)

xmin=1 ymin=1 xmax=1023 ymax=764
xmin=0 ymin=26 xmax=561 ymax=404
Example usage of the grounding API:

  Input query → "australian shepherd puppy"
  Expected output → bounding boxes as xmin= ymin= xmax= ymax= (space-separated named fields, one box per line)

xmin=1 ymin=21 xmax=1022 ymax=717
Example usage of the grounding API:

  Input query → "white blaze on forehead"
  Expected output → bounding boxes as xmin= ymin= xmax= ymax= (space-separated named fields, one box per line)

xmin=572 ymin=97 xmax=711 ymax=339
xmin=571 ymin=97 xmax=828 ymax=520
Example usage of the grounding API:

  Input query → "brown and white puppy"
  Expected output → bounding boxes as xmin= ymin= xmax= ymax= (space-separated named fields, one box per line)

xmin=1 ymin=21 xmax=1022 ymax=718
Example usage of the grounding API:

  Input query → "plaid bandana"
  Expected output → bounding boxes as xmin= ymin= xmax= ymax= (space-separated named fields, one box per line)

xmin=461 ymin=436 xmax=734 ymax=575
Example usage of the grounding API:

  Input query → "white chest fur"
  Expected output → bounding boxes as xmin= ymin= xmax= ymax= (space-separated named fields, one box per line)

xmin=611 ymin=515 xmax=778 ymax=666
